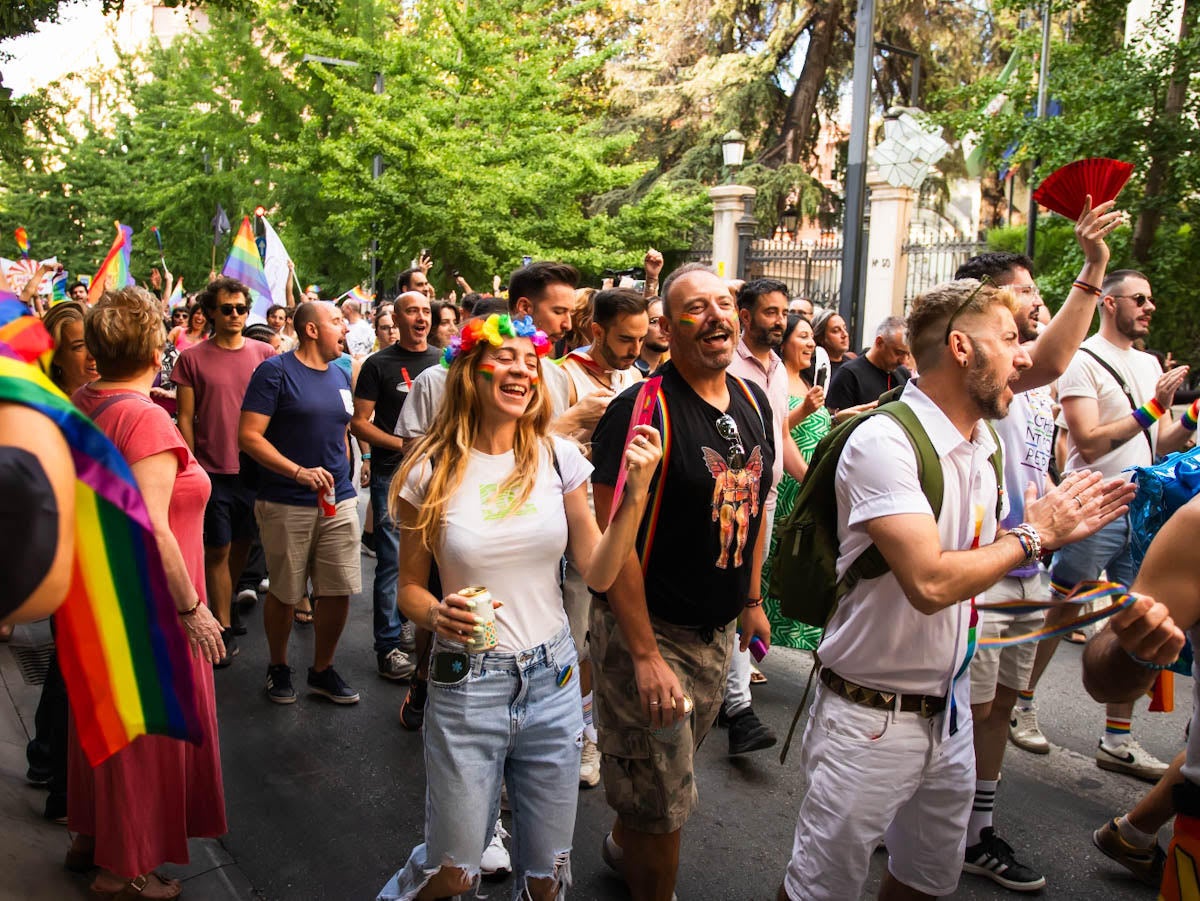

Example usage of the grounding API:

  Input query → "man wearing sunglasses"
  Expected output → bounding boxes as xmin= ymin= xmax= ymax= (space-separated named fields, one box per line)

xmin=590 ymin=263 xmax=775 ymax=901
xmin=1044 ymin=270 xmax=1193 ymax=777
xmin=173 ymin=277 xmax=275 ymax=668
xmin=777 ymin=270 xmax=1136 ymax=901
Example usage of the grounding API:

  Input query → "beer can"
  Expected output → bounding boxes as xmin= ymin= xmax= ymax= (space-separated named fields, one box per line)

xmin=460 ymin=586 xmax=497 ymax=653
xmin=650 ymin=695 xmax=694 ymax=738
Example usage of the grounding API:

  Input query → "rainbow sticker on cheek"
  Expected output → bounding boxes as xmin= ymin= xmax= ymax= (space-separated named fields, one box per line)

xmin=679 ymin=315 xmax=698 ymax=327
xmin=477 ymin=362 xmax=496 ymax=381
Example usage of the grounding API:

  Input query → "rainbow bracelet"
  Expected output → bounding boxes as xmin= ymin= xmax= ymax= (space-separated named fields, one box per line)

xmin=1183 ymin=400 xmax=1200 ymax=432
xmin=1132 ymin=398 xmax=1167 ymax=429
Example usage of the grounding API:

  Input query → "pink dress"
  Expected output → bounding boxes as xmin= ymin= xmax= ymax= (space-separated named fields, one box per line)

xmin=67 ymin=385 xmax=227 ymax=878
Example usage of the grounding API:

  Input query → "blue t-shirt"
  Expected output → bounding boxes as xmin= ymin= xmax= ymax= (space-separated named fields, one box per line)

xmin=241 ymin=351 xmax=355 ymax=506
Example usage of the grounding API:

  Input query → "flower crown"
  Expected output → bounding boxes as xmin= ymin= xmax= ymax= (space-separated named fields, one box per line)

xmin=441 ymin=313 xmax=551 ymax=367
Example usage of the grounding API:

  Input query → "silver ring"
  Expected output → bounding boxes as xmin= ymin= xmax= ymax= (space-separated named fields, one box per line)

xmin=1074 ymin=496 xmax=1084 ymax=508
xmin=648 ymin=700 xmax=661 ymax=707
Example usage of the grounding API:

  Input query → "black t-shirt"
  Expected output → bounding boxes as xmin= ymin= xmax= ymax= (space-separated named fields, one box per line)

xmin=0 ymin=447 xmax=57 ymax=619
xmin=354 ymin=344 xmax=442 ymax=474
xmin=591 ymin=361 xmax=775 ymax=629
xmin=825 ymin=353 xmax=910 ymax=410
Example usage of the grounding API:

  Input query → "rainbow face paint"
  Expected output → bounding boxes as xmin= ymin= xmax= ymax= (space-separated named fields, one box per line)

xmin=679 ymin=315 xmax=698 ymax=327
xmin=477 ymin=361 xmax=496 ymax=381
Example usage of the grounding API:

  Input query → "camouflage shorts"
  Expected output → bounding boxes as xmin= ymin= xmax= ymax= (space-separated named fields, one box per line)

xmin=588 ymin=598 xmax=733 ymax=834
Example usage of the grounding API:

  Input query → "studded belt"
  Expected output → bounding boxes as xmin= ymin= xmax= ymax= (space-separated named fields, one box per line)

xmin=820 ymin=668 xmax=946 ymax=718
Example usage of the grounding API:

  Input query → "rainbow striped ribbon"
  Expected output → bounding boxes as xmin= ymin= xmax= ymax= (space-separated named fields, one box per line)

xmin=975 ymin=579 xmax=1138 ymax=648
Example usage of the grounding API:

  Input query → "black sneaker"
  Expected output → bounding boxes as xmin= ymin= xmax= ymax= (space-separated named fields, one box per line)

xmin=266 ymin=664 xmax=296 ymax=704
xmin=963 ymin=827 xmax=1047 ymax=891
xmin=377 ymin=648 xmax=416 ymax=681
xmin=213 ymin=630 xmax=240 ymax=669
xmin=26 ymin=765 xmax=52 ymax=788
xmin=716 ymin=704 xmax=732 ymax=728
xmin=727 ymin=706 xmax=777 ymax=755
xmin=399 ymin=678 xmax=427 ymax=731
xmin=307 ymin=666 xmax=360 ymax=704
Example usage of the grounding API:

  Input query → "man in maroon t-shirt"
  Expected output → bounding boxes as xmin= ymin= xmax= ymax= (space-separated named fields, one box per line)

xmin=174 ymin=277 xmax=274 ymax=666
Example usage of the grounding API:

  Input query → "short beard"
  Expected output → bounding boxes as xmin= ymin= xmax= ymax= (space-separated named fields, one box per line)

xmin=966 ymin=340 xmax=1011 ymax=420
xmin=1115 ymin=309 xmax=1148 ymax=340
xmin=750 ymin=323 xmax=783 ymax=350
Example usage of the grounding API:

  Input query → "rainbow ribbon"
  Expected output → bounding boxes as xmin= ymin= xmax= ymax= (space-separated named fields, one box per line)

xmin=975 ymin=579 xmax=1138 ymax=648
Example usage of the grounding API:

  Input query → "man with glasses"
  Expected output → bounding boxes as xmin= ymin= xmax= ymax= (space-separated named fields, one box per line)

xmin=951 ymin=199 xmax=1124 ymax=893
xmin=589 ymin=263 xmax=775 ymax=901
xmin=1032 ymin=269 xmax=1191 ymax=781
xmin=776 ymin=275 xmax=1134 ymax=901
xmin=633 ymin=297 xmax=669 ymax=377
xmin=173 ymin=277 xmax=275 ymax=666
xmin=351 ymin=291 xmax=439 ymax=682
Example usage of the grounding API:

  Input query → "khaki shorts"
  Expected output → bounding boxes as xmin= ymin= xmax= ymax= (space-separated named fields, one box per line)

xmin=561 ymin=563 xmax=591 ymax=657
xmin=589 ymin=599 xmax=733 ymax=834
xmin=969 ymin=572 xmax=1047 ymax=706
xmin=254 ymin=498 xmax=362 ymax=605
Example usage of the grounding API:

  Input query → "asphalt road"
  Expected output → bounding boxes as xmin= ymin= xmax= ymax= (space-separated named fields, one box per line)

xmin=213 ymin=523 xmax=1187 ymax=900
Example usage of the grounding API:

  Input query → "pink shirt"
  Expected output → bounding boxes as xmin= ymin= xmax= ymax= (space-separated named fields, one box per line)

xmin=172 ymin=339 xmax=274 ymax=474
xmin=727 ymin=339 xmax=788 ymax=517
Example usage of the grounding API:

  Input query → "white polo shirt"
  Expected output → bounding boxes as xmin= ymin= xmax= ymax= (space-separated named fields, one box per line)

xmin=818 ymin=379 xmax=1005 ymax=708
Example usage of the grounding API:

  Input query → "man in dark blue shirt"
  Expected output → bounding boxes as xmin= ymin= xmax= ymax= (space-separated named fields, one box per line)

xmin=240 ymin=301 xmax=362 ymax=706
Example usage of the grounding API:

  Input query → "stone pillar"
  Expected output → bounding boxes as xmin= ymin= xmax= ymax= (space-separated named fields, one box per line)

xmin=710 ymin=184 xmax=756 ymax=280
xmin=861 ymin=174 xmax=916 ymax=335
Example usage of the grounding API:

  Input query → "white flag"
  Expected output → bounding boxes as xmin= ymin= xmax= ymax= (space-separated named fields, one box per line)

xmin=260 ymin=216 xmax=293 ymax=307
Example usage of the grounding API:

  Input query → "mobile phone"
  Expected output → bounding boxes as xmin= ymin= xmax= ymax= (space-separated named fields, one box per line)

xmin=813 ymin=346 xmax=831 ymax=390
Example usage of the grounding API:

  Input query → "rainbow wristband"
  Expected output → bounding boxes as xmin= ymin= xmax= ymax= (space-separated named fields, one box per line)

xmin=1183 ymin=400 xmax=1200 ymax=432
xmin=1132 ymin=398 xmax=1167 ymax=429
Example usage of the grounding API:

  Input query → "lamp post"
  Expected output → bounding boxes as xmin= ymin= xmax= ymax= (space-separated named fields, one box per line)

xmin=780 ymin=206 xmax=799 ymax=241
xmin=722 ymin=130 xmax=746 ymax=184
xmin=301 ymin=54 xmax=384 ymax=302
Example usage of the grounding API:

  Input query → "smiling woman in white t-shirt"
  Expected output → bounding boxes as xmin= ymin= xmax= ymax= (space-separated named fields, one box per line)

xmin=378 ymin=313 xmax=660 ymax=901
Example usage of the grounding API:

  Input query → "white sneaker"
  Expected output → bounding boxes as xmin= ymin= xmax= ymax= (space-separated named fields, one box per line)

xmin=580 ymin=736 xmax=601 ymax=788
xmin=258 ymin=578 xmax=270 ymax=592
xmin=235 ymin=588 xmax=258 ymax=605
xmin=1009 ymin=705 xmax=1050 ymax=754
xmin=480 ymin=818 xmax=511 ymax=881
xmin=1096 ymin=739 xmax=1170 ymax=782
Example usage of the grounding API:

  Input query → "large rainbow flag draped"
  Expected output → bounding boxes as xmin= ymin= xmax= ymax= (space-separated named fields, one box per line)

xmin=221 ymin=216 xmax=274 ymax=318
xmin=0 ymin=294 xmax=202 ymax=765
xmin=87 ymin=222 xmax=134 ymax=305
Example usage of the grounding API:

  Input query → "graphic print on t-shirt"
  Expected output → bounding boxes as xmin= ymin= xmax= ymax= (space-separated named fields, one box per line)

xmin=1022 ymin=385 xmax=1054 ymax=472
xmin=480 ymin=482 xmax=537 ymax=521
xmin=700 ymin=444 xmax=763 ymax=569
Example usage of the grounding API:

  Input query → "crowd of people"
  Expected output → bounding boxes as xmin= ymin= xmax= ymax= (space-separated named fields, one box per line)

xmin=3 ymin=205 xmax=1199 ymax=901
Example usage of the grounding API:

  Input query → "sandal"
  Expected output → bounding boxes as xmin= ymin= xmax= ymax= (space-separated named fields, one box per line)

xmin=1064 ymin=630 xmax=1088 ymax=645
xmin=294 ymin=599 xmax=313 ymax=625
xmin=89 ymin=872 xmax=181 ymax=901
xmin=749 ymin=664 xmax=768 ymax=685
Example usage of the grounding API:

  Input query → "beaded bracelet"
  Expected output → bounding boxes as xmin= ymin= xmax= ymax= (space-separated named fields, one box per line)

xmin=1132 ymin=398 xmax=1167 ymax=429
xmin=1072 ymin=279 xmax=1102 ymax=297
xmin=1126 ymin=649 xmax=1175 ymax=671
xmin=1182 ymin=400 xmax=1200 ymax=432
xmin=1007 ymin=523 xmax=1043 ymax=565
xmin=744 ymin=598 xmax=763 ymax=609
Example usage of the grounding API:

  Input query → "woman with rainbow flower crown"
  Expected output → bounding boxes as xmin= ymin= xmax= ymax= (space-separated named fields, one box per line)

xmin=378 ymin=313 xmax=661 ymax=901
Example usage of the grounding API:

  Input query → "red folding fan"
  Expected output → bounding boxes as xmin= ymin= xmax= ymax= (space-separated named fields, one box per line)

xmin=1032 ymin=157 xmax=1134 ymax=221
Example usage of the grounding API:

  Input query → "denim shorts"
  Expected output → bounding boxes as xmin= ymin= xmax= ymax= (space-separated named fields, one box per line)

xmin=377 ymin=625 xmax=582 ymax=900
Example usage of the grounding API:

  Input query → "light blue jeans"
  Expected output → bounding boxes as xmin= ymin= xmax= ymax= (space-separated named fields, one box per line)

xmin=1049 ymin=514 xmax=1136 ymax=597
xmin=377 ymin=625 xmax=582 ymax=900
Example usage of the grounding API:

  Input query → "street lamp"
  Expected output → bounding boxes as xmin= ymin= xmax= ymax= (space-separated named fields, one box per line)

xmin=722 ymin=130 xmax=746 ymax=184
xmin=780 ymin=205 xmax=799 ymax=239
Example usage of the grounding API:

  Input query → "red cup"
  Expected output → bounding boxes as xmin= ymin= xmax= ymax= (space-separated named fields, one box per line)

xmin=320 ymin=490 xmax=337 ymax=517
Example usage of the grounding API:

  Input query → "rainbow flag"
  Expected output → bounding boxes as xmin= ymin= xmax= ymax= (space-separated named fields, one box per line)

xmin=14 ymin=227 xmax=29 ymax=258
xmin=221 ymin=216 xmax=274 ymax=318
xmin=0 ymin=294 xmax=201 ymax=766
xmin=87 ymin=222 xmax=134 ymax=305
xmin=346 ymin=285 xmax=373 ymax=306
xmin=51 ymin=270 xmax=68 ymax=303
xmin=167 ymin=278 xmax=183 ymax=309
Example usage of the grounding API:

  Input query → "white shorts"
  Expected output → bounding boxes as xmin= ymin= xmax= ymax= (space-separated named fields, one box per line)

xmin=783 ymin=684 xmax=975 ymax=900
xmin=969 ymin=572 xmax=1048 ymax=706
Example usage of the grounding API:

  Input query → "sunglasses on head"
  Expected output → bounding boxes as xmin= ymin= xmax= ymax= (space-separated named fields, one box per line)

xmin=944 ymin=275 xmax=994 ymax=345
xmin=220 ymin=304 xmax=250 ymax=316
xmin=715 ymin=414 xmax=745 ymax=468
xmin=1110 ymin=293 xmax=1153 ymax=307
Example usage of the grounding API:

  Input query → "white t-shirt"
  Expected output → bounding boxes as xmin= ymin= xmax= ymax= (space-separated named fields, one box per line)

xmin=345 ymin=318 xmax=375 ymax=357
xmin=992 ymin=384 xmax=1055 ymax=577
xmin=392 ymin=359 xmax=571 ymax=439
xmin=818 ymin=380 xmax=1004 ymax=715
xmin=399 ymin=436 xmax=592 ymax=652
xmin=1057 ymin=334 xmax=1163 ymax=478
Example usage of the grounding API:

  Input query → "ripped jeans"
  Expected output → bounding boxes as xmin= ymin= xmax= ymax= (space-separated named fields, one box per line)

xmin=377 ymin=625 xmax=582 ymax=900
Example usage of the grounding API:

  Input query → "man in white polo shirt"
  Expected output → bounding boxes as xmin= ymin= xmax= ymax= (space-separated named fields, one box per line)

xmin=777 ymin=278 xmax=1135 ymax=901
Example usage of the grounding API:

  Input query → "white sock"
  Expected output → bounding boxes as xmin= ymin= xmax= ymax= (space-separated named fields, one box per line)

xmin=966 ymin=779 xmax=998 ymax=847
xmin=1117 ymin=814 xmax=1156 ymax=849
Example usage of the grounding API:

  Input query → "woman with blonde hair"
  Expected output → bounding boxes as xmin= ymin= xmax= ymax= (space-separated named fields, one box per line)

xmin=377 ymin=313 xmax=660 ymax=901
xmin=66 ymin=287 xmax=226 ymax=901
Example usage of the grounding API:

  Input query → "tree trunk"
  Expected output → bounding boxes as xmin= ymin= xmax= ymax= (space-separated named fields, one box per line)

xmin=783 ymin=0 xmax=844 ymax=165
xmin=1132 ymin=0 xmax=1194 ymax=262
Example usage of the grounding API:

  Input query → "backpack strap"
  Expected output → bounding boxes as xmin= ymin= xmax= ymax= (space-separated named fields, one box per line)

xmin=88 ymin=390 xmax=154 ymax=421
xmin=1080 ymin=346 xmax=1155 ymax=457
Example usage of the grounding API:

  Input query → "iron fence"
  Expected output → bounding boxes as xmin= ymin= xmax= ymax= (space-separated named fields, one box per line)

xmin=742 ymin=238 xmax=844 ymax=308
xmin=902 ymin=237 xmax=986 ymax=310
